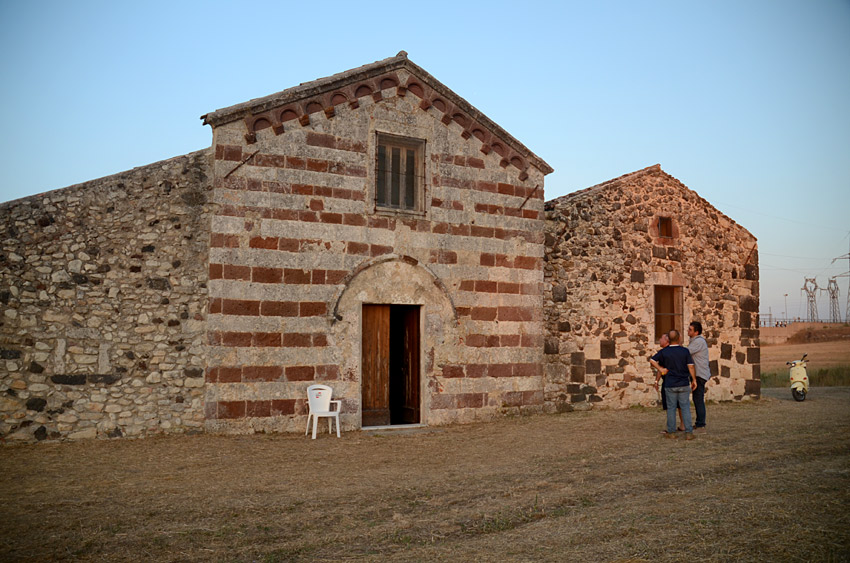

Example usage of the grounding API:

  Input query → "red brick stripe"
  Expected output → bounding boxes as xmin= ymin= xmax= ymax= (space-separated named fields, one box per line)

xmin=207 ymin=399 xmax=297 ymax=419
xmin=431 ymin=153 xmax=486 ymax=170
xmin=465 ymin=334 xmax=541 ymax=348
xmin=209 ymin=300 xmax=327 ymax=318
xmin=208 ymin=265 xmax=347 ymax=285
xmin=215 ymin=180 xmax=366 ymax=203
xmin=456 ymin=281 xmax=538 ymax=295
xmin=433 ymin=176 xmax=543 ymax=200
xmin=206 ymin=365 xmax=338 ymax=383
xmin=215 ymin=204 xmax=541 ymax=243
xmin=305 ymin=131 xmax=367 ymax=153
xmin=439 ymin=363 xmax=541 ymax=379
xmin=248 ymin=153 xmax=366 ymax=178
xmin=208 ymin=332 xmax=328 ymax=347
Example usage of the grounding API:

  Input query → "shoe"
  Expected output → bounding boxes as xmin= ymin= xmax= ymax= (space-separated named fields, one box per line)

xmin=685 ymin=433 xmax=695 ymax=441
xmin=694 ymin=427 xmax=707 ymax=434
xmin=677 ymin=427 xmax=684 ymax=432
xmin=664 ymin=432 xmax=678 ymax=439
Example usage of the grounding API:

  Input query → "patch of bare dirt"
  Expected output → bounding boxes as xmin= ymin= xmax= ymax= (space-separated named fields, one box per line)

xmin=1 ymin=389 xmax=848 ymax=562
xmin=761 ymin=340 xmax=850 ymax=372
xmin=785 ymin=325 xmax=850 ymax=345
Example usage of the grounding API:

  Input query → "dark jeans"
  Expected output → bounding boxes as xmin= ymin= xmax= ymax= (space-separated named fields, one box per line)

xmin=693 ymin=377 xmax=707 ymax=428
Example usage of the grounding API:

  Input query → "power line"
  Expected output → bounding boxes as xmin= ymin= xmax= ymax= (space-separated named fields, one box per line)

xmin=833 ymin=235 xmax=850 ymax=322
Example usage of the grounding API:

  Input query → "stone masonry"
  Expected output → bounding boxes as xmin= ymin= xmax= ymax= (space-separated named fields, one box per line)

xmin=0 ymin=151 xmax=212 ymax=441
xmin=202 ymin=52 xmax=550 ymax=433
xmin=0 ymin=55 xmax=760 ymax=442
xmin=543 ymin=165 xmax=760 ymax=410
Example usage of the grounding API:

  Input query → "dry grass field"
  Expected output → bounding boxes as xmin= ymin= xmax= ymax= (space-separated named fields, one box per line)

xmin=1 ymin=387 xmax=848 ymax=562
xmin=761 ymin=340 xmax=850 ymax=373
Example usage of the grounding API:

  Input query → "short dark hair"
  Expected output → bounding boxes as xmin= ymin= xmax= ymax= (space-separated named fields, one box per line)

xmin=690 ymin=321 xmax=703 ymax=335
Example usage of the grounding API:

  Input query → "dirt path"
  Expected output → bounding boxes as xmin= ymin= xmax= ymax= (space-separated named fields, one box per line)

xmin=761 ymin=340 xmax=850 ymax=372
xmin=1 ymin=388 xmax=848 ymax=562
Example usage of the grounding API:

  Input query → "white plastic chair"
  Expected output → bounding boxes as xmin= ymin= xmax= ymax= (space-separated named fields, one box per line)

xmin=305 ymin=384 xmax=341 ymax=439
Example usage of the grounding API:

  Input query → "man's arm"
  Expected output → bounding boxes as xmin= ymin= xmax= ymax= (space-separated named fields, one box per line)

xmin=650 ymin=359 xmax=667 ymax=375
xmin=688 ymin=337 xmax=707 ymax=355
xmin=688 ymin=364 xmax=696 ymax=390
xmin=650 ymin=357 xmax=669 ymax=391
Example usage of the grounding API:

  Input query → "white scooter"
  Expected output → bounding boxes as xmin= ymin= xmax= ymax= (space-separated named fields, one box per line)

xmin=787 ymin=353 xmax=809 ymax=402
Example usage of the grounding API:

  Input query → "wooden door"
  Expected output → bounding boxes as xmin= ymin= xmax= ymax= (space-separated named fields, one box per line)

xmin=400 ymin=307 xmax=420 ymax=424
xmin=362 ymin=305 xmax=390 ymax=426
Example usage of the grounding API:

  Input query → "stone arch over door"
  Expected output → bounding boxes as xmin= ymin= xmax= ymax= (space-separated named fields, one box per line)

xmin=330 ymin=256 xmax=460 ymax=427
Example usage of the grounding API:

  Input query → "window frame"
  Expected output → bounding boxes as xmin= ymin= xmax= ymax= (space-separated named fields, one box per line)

xmin=658 ymin=216 xmax=673 ymax=238
xmin=654 ymin=285 xmax=683 ymax=340
xmin=374 ymin=132 xmax=426 ymax=216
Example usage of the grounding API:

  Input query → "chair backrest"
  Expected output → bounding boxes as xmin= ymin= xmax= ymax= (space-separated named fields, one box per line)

xmin=306 ymin=384 xmax=333 ymax=412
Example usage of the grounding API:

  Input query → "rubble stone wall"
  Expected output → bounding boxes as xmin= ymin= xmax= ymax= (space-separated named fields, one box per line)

xmin=205 ymin=70 xmax=547 ymax=433
xmin=0 ymin=150 xmax=213 ymax=441
xmin=543 ymin=165 xmax=760 ymax=410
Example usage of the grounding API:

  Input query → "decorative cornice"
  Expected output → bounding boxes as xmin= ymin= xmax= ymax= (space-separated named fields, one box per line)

xmin=201 ymin=52 xmax=553 ymax=177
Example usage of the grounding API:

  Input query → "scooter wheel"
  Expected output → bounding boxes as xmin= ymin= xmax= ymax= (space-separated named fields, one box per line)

xmin=792 ymin=388 xmax=806 ymax=402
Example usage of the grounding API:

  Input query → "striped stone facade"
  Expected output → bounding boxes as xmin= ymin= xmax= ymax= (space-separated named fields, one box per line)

xmin=201 ymin=55 xmax=551 ymax=432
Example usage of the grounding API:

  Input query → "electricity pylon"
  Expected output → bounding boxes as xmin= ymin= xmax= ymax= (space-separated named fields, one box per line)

xmin=802 ymin=278 xmax=819 ymax=322
xmin=825 ymin=277 xmax=841 ymax=323
xmin=833 ymin=239 xmax=850 ymax=323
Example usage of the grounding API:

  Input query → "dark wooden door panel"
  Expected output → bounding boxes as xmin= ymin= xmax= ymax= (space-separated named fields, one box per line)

xmin=362 ymin=305 xmax=390 ymax=426
xmin=401 ymin=307 xmax=420 ymax=424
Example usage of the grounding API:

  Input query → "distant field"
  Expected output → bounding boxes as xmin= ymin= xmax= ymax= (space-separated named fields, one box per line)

xmin=761 ymin=340 xmax=850 ymax=373
xmin=760 ymin=330 xmax=850 ymax=388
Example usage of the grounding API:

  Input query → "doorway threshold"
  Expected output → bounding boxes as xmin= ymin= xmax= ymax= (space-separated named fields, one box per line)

xmin=361 ymin=424 xmax=437 ymax=436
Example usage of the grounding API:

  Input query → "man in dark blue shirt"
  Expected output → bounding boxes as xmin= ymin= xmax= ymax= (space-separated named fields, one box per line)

xmin=650 ymin=330 xmax=697 ymax=439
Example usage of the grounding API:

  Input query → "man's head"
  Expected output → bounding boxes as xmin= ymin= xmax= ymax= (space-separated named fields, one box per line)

xmin=658 ymin=333 xmax=669 ymax=348
xmin=688 ymin=321 xmax=703 ymax=338
xmin=668 ymin=329 xmax=681 ymax=344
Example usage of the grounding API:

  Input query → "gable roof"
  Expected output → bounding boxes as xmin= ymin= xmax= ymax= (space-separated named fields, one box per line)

xmin=201 ymin=51 xmax=553 ymax=176
xmin=546 ymin=164 xmax=756 ymax=240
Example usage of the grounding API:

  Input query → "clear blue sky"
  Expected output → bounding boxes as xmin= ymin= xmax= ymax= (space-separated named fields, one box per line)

xmin=1 ymin=0 xmax=848 ymax=322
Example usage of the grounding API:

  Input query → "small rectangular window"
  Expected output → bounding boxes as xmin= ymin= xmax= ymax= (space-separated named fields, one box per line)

xmin=376 ymin=133 xmax=424 ymax=212
xmin=655 ymin=285 xmax=683 ymax=340
xmin=658 ymin=217 xmax=673 ymax=238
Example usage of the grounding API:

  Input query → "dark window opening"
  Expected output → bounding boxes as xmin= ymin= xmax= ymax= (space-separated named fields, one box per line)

xmin=658 ymin=216 xmax=673 ymax=238
xmin=655 ymin=285 xmax=683 ymax=340
xmin=376 ymin=133 xmax=424 ymax=212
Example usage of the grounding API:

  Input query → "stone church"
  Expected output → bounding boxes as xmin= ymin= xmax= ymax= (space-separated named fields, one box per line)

xmin=0 ymin=53 xmax=759 ymax=441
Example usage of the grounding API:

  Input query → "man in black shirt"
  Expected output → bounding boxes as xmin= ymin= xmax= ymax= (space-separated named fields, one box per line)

xmin=650 ymin=330 xmax=697 ymax=439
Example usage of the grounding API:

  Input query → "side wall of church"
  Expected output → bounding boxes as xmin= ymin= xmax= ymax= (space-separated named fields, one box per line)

xmin=205 ymin=69 xmax=547 ymax=433
xmin=543 ymin=167 xmax=760 ymax=410
xmin=0 ymin=151 xmax=213 ymax=441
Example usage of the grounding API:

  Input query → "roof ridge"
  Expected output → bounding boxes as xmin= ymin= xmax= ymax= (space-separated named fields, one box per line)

xmin=545 ymin=165 xmax=756 ymax=241
xmin=200 ymin=52 xmax=553 ymax=176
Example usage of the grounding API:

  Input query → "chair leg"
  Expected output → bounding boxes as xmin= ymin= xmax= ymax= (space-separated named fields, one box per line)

xmin=328 ymin=418 xmax=332 ymax=434
xmin=305 ymin=414 xmax=311 ymax=436
xmin=335 ymin=415 xmax=340 ymax=438
xmin=312 ymin=416 xmax=318 ymax=439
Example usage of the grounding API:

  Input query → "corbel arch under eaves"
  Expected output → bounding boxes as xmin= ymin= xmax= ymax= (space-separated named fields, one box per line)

xmin=235 ymin=70 xmax=540 ymax=179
